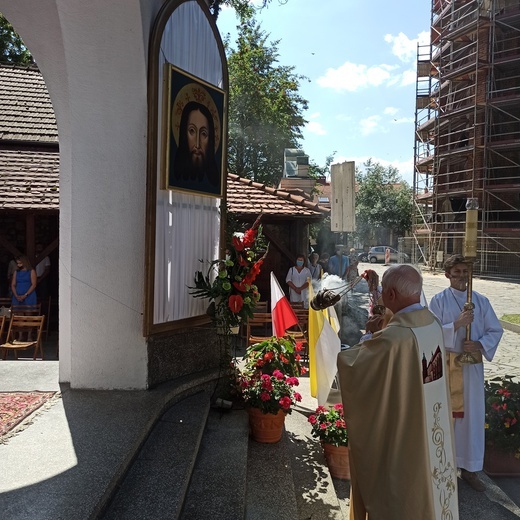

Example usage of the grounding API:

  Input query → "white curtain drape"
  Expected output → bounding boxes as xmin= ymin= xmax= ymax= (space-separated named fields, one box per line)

xmin=153 ymin=1 xmax=224 ymax=324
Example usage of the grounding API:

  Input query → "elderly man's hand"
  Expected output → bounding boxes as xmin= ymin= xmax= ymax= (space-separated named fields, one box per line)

xmin=365 ymin=315 xmax=384 ymax=334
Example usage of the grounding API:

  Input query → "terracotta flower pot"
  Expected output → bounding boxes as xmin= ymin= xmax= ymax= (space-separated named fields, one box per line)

xmin=323 ymin=443 xmax=350 ymax=480
xmin=247 ymin=407 xmax=286 ymax=443
xmin=484 ymin=445 xmax=520 ymax=477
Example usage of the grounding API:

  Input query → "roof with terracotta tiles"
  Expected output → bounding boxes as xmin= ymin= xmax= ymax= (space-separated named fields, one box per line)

xmin=227 ymin=174 xmax=330 ymax=218
xmin=0 ymin=64 xmax=58 ymax=143
xmin=0 ymin=150 xmax=60 ymax=210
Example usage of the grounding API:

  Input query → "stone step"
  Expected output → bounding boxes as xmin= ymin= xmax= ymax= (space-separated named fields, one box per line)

xmin=102 ymin=391 xmax=211 ymax=520
xmin=245 ymin=419 xmax=299 ymax=520
xmin=180 ymin=407 xmax=249 ymax=519
xmin=285 ymin=408 xmax=348 ymax=519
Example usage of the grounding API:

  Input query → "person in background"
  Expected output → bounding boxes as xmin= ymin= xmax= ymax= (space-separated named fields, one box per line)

xmin=35 ymin=244 xmax=51 ymax=300
xmin=348 ymin=247 xmax=359 ymax=281
xmin=308 ymin=252 xmax=323 ymax=280
xmin=318 ymin=252 xmax=330 ymax=274
xmin=338 ymin=265 xmax=458 ymax=519
xmin=429 ymin=254 xmax=503 ymax=492
xmin=327 ymin=246 xmax=350 ymax=280
xmin=286 ymin=254 xmax=311 ymax=308
xmin=11 ymin=255 xmax=37 ymax=306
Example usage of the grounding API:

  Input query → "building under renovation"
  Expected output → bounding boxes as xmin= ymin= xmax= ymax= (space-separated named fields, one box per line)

xmin=413 ymin=0 xmax=520 ymax=280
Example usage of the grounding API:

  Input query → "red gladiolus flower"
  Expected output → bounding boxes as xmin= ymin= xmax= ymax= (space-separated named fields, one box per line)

xmin=232 ymin=235 xmax=245 ymax=251
xmin=228 ymin=294 xmax=244 ymax=313
xmin=233 ymin=281 xmax=247 ymax=293
xmin=300 ymin=366 xmax=308 ymax=375
xmin=295 ymin=342 xmax=303 ymax=352
xmin=238 ymin=255 xmax=249 ymax=267
xmin=263 ymin=351 xmax=274 ymax=361
xmin=294 ymin=392 xmax=302 ymax=402
xmin=242 ymin=227 xmax=258 ymax=247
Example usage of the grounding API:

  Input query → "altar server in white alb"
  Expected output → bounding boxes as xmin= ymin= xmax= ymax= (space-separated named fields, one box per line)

xmin=338 ymin=265 xmax=458 ymax=519
xmin=430 ymin=254 xmax=503 ymax=492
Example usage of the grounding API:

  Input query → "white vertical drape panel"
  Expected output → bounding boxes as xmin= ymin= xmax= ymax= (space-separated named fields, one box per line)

xmin=154 ymin=1 xmax=224 ymax=324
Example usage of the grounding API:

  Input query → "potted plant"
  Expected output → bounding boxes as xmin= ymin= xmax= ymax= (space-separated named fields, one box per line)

xmin=189 ymin=215 xmax=268 ymax=335
xmin=308 ymin=403 xmax=350 ymax=479
xmin=484 ymin=376 xmax=520 ymax=476
xmin=244 ymin=335 xmax=307 ymax=378
xmin=239 ymin=369 xmax=302 ymax=443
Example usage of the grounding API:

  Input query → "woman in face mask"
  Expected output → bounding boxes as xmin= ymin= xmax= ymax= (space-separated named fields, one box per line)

xmin=286 ymin=254 xmax=311 ymax=308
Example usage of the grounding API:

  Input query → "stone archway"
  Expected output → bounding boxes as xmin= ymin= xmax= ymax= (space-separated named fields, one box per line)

xmin=0 ymin=1 xmax=157 ymax=388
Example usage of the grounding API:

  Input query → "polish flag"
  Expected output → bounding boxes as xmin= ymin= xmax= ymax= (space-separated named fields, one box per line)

xmin=270 ymin=272 xmax=298 ymax=337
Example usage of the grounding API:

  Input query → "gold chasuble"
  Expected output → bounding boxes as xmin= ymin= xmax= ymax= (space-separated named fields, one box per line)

xmin=337 ymin=309 xmax=458 ymax=520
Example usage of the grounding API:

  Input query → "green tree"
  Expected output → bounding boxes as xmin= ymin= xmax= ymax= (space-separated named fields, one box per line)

xmin=354 ymin=159 xmax=413 ymax=246
xmin=209 ymin=0 xmax=288 ymax=21
xmin=226 ymin=16 xmax=308 ymax=185
xmin=0 ymin=13 xmax=33 ymax=64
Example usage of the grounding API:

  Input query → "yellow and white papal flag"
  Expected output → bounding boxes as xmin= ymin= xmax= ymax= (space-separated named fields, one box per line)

xmin=308 ymin=283 xmax=342 ymax=405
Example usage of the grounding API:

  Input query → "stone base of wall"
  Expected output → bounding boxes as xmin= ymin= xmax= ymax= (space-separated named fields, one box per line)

xmin=147 ymin=325 xmax=223 ymax=388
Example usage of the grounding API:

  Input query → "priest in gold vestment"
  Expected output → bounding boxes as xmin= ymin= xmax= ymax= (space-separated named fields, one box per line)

xmin=338 ymin=265 xmax=458 ymax=520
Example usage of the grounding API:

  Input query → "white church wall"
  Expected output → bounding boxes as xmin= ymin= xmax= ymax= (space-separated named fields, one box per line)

xmin=1 ymin=0 xmax=164 ymax=388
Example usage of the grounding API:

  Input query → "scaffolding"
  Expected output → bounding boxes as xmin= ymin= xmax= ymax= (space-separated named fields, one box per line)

xmin=413 ymin=0 xmax=520 ymax=280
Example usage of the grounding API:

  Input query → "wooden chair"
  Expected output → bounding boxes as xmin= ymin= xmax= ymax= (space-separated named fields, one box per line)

xmin=11 ymin=303 xmax=42 ymax=316
xmin=1 ymin=315 xmax=45 ymax=360
xmin=0 ymin=315 xmax=5 ymax=344
xmin=239 ymin=301 xmax=268 ymax=341
xmin=0 ymin=297 xmax=11 ymax=307
xmin=245 ymin=312 xmax=273 ymax=347
xmin=288 ymin=304 xmax=309 ymax=361
xmin=40 ymin=297 xmax=52 ymax=340
xmin=254 ymin=301 xmax=268 ymax=313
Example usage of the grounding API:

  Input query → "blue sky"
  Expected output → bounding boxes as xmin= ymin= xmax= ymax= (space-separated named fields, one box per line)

xmin=216 ymin=0 xmax=431 ymax=184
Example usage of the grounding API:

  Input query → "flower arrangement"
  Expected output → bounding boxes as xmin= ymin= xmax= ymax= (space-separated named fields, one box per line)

xmin=244 ymin=336 xmax=307 ymax=378
xmin=308 ymin=404 xmax=348 ymax=447
xmin=485 ymin=376 xmax=520 ymax=457
xmin=239 ymin=369 xmax=302 ymax=415
xmin=189 ymin=215 xmax=268 ymax=333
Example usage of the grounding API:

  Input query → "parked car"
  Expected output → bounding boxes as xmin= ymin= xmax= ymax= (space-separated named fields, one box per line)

xmin=367 ymin=246 xmax=409 ymax=264
xmin=358 ymin=251 xmax=369 ymax=262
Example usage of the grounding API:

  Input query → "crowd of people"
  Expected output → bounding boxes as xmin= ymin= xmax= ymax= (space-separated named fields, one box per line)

xmin=285 ymin=246 xmax=362 ymax=307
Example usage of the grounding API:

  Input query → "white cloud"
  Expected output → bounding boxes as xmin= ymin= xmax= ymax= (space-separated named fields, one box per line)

xmin=384 ymin=30 xmax=431 ymax=63
xmin=359 ymin=115 xmax=382 ymax=136
xmin=306 ymin=121 xmax=327 ymax=136
xmin=400 ymin=69 xmax=418 ymax=86
xmin=316 ymin=62 xmax=396 ymax=92
xmin=384 ymin=107 xmax=399 ymax=116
